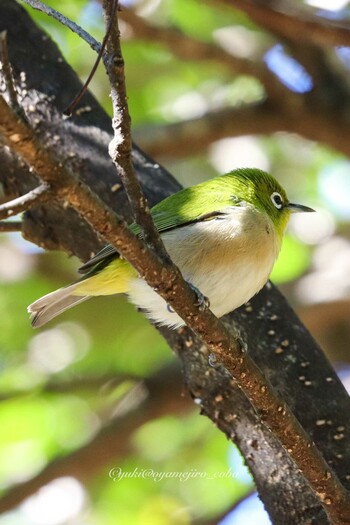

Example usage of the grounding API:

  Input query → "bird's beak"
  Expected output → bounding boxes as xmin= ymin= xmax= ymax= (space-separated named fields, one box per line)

xmin=286 ymin=202 xmax=315 ymax=213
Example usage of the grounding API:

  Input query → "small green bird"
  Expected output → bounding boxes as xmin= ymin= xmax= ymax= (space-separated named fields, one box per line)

xmin=28 ymin=168 xmax=314 ymax=328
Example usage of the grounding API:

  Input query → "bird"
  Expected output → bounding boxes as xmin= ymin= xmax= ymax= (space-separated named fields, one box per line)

xmin=28 ymin=168 xmax=314 ymax=329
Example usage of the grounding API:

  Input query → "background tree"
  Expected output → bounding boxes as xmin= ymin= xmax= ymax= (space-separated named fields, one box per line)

xmin=0 ymin=0 xmax=350 ymax=524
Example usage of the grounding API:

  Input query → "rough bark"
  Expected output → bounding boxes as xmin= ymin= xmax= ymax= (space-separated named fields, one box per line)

xmin=1 ymin=1 xmax=350 ymax=523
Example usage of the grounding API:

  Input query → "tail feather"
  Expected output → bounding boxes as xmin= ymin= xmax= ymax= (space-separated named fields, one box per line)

xmin=28 ymin=284 xmax=90 ymax=328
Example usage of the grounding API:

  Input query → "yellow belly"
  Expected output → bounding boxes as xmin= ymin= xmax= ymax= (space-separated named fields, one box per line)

xmin=73 ymin=258 xmax=137 ymax=296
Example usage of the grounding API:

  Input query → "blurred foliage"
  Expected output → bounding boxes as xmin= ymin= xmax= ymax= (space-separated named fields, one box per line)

xmin=1 ymin=0 xmax=350 ymax=524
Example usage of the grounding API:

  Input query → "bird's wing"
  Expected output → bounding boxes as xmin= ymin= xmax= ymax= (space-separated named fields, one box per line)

xmin=78 ymin=182 xmax=237 ymax=274
xmin=78 ymin=244 xmax=119 ymax=272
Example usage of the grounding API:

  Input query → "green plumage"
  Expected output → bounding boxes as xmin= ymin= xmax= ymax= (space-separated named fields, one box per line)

xmin=79 ymin=168 xmax=288 ymax=275
xmin=28 ymin=168 xmax=313 ymax=328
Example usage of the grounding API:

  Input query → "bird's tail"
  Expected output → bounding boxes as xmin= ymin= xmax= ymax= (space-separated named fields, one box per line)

xmin=28 ymin=283 xmax=90 ymax=328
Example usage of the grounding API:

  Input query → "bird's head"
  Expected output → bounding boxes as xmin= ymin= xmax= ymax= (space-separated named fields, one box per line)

xmin=226 ymin=168 xmax=315 ymax=240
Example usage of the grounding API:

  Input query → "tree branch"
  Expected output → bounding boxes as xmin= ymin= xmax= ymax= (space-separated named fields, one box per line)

xmin=0 ymin=220 xmax=22 ymax=232
xmin=134 ymin=102 xmax=283 ymax=158
xmin=102 ymin=0 xmax=169 ymax=256
xmin=1 ymin=31 xmax=350 ymax=525
xmin=20 ymin=0 xmax=101 ymax=53
xmin=1 ymin=2 xmax=350 ymax=522
xmin=0 ymin=182 xmax=50 ymax=219
xmin=219 ymin=0 xmax=350 ymax=47
xmin=135 ymin=98 xmax=350 ymax=161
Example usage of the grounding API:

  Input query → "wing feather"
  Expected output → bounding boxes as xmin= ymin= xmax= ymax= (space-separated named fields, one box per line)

xmin=79 ymin=177 xmax=238 ymax=274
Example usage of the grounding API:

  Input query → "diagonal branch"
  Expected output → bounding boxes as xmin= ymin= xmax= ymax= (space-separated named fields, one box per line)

xmin=218 ymin=0 xmax=350 ymax=47
xmin=1 ymin=1 xmax=350 ymax=521
xmin=1 ymin=43 xmax=350 ymax=525
xmin=0 ymin=92 xmax=226 ymax=349
xmin=0 ymin=182 xmax=50 ymax=219
xmin=20 ymin=0 xmax=101 ymax=53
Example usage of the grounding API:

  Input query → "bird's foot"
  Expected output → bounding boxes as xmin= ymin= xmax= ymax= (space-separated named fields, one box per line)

xmin=188 ymin=283 xmax=210 ymax=311
xmin=166 ymin=283 xmax=209 ymax=314
xmin=237 ymin=336 xmax=247 ymax=353
xmin=208 ymin=353 xmax=227 ymax=373
xmin=208 ymin=352 xmax=218 ymax=368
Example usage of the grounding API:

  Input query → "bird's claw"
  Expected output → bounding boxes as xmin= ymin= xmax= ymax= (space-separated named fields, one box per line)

xmin=208 ymin=352 xmax=217 ymax=368
xmin=237 ymin=336 xmax=247 ymax=353
xmin=166 ymin=284 xmax=209 ymax=314
xmin=208 ymin=352 xmax=224 ymax=371
xmin=189 ymin=283 xmax=210 ymax=311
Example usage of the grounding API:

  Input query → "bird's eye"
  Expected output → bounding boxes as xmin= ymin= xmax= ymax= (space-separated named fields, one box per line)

xmin=271 ymin=192 xmax=283 ymax=209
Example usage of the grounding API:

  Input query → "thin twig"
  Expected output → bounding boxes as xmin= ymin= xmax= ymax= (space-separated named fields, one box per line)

xmin=0 ymin=182 xmax=51 ymax=220
xmin=64 ymin=0 xmax=115 ymax=115
xmin=20 ymin=0 xmax=101 ymax=53
xmin=102 ymin=0 xmax=170 ymax=257
xmin=0 ymin=220 xmax=22 ymax=232
xmin=0 ymin=31 xmax=26 ymax=119
xmin=21 ymin=0 xmax=106 ymax=115
xmin=2 ymin=2 xmax=350 ymax=520
xmin=1 ymin=87 xmax=350 ymax=525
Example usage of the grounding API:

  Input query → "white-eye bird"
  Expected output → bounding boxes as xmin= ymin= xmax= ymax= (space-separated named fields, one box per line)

xmin=28 ymin=168 xmax=314 ymax=328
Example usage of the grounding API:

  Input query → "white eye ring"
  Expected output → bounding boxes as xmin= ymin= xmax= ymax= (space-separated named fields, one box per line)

xmin=271 ymin=192 xmax=283 ymax=209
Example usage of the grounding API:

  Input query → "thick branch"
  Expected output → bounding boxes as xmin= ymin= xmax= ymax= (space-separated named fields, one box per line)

xmin=220 ymin=0 xmax=350 ymax=47
xmin=135 ymin=99 xmax=350 ymax=160
xmin=1 ymin=64 xmax=350 ymax=525
xmin=1 ymin=2 xmax=350 ymax=522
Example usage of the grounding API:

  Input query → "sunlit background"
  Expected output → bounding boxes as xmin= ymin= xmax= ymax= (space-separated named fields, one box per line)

xmin=1 ymin=0 xmax=350 ymax=523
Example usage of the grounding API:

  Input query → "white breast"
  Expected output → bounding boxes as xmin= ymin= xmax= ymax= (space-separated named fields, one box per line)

xmin=127 ymin=205 xmax=281 ymax=328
